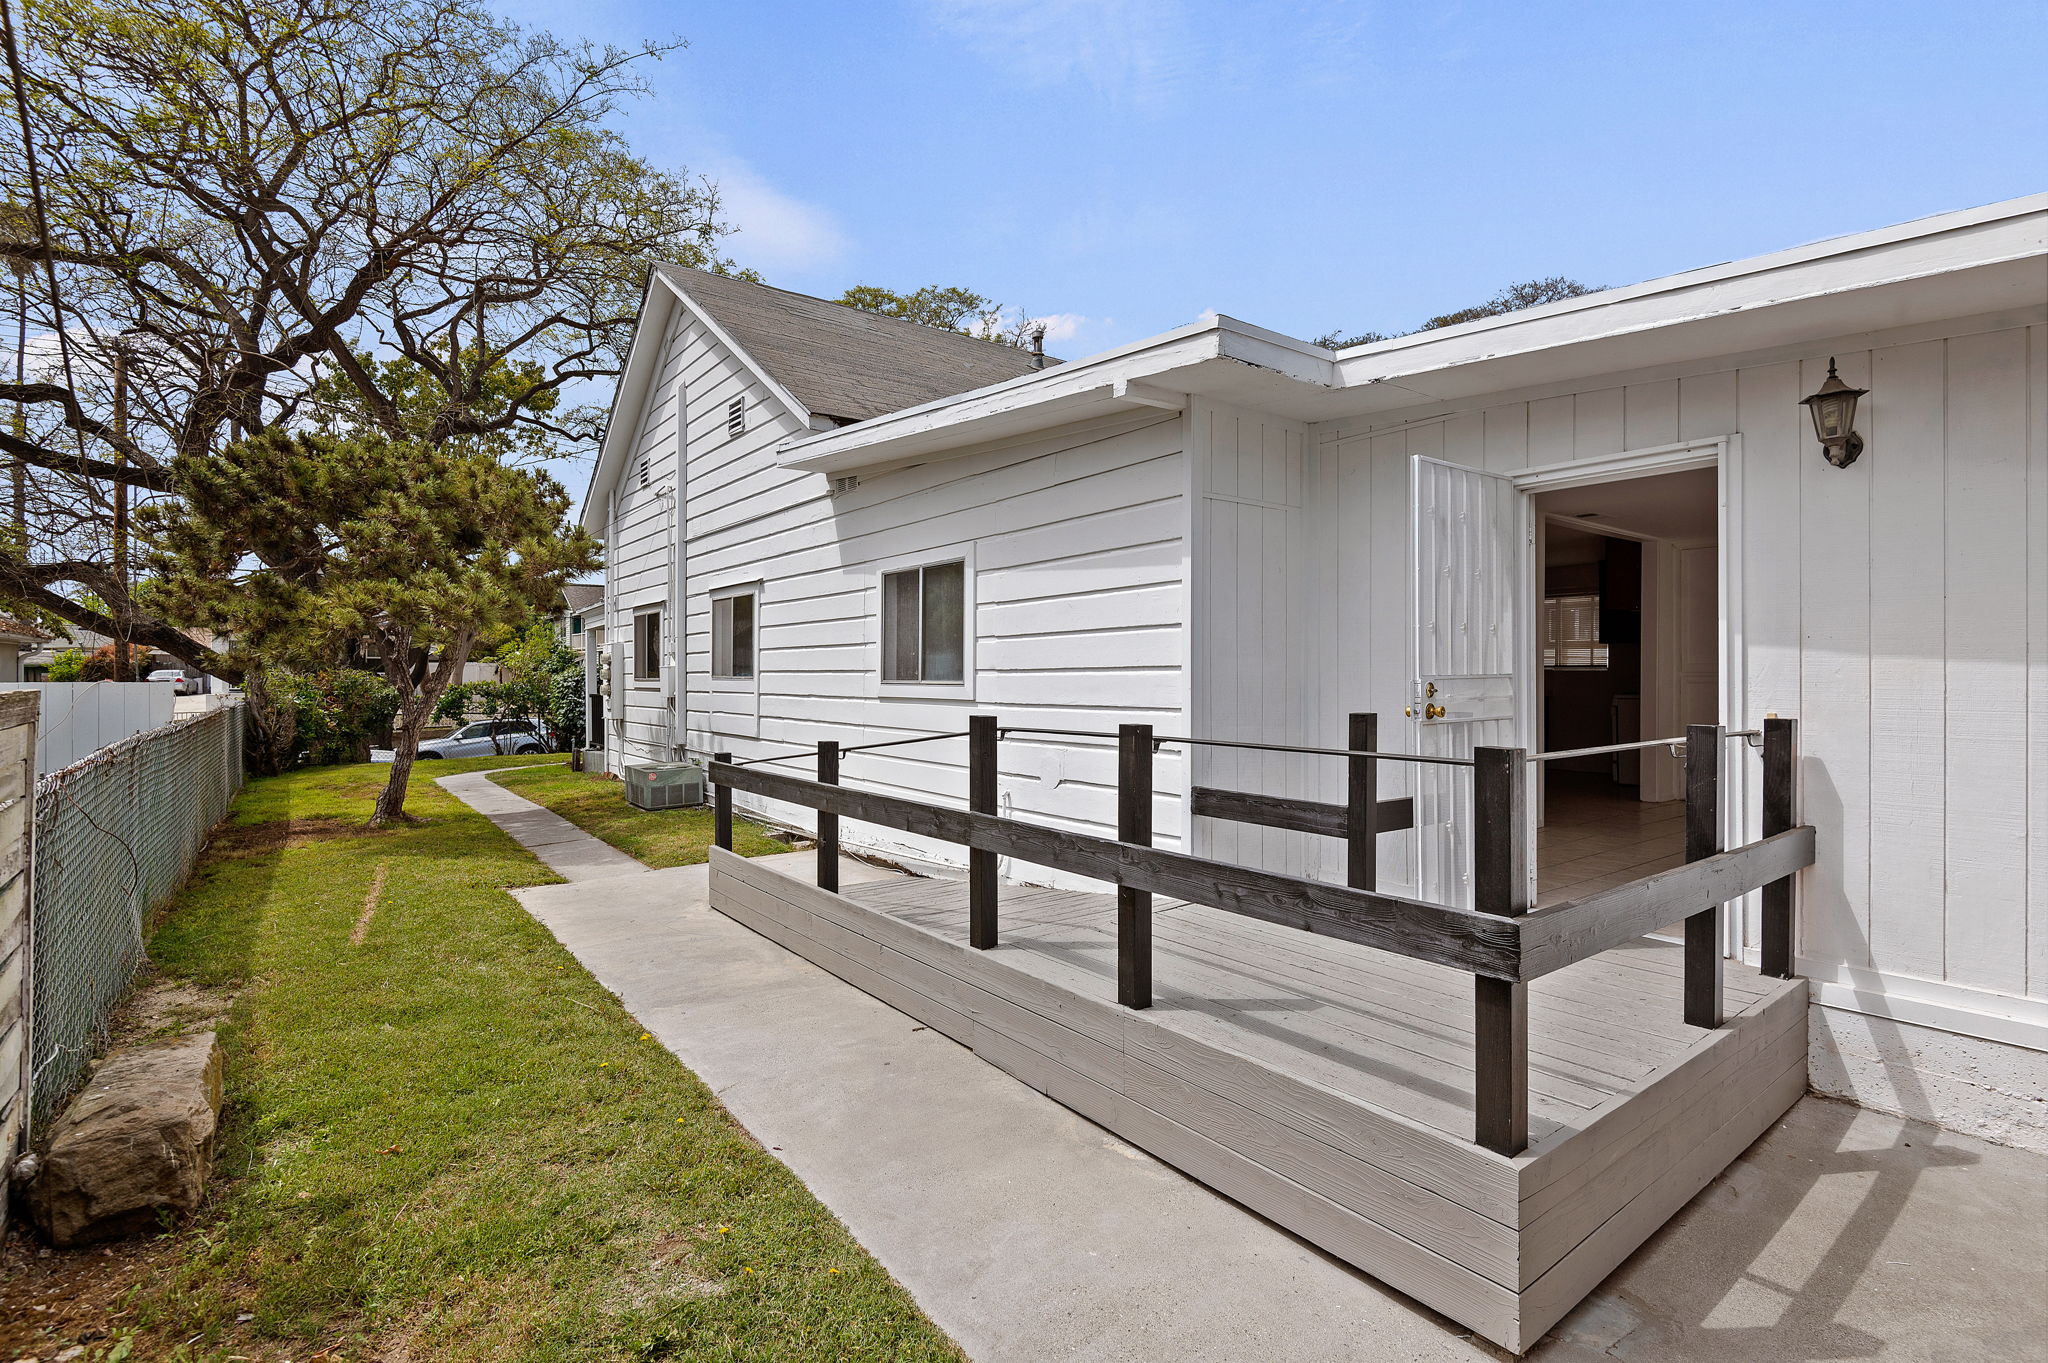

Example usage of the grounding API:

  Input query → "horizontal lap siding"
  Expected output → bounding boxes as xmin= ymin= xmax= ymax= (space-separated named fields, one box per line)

xmin=1312 ymin=317 xmax=2048 ymax=1013
xmin=595 ymin=299 xmax=1195 ymax=875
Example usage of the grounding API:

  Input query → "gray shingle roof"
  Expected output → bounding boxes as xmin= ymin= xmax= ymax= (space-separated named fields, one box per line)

xmin=653 ymin=265 xmax=1056 ymax=424
xmin=558 ymin=582 xmax=603 ymax=614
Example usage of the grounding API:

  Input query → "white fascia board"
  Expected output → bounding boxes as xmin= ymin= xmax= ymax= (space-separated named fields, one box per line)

xmin=659 ymin=272 xmax=815 ymax=429
xmin=1332 ymin=193 xmax=2048 ymax=392
xmin=778 ymin=314 xmax=1335 ymax=473
xmin=580 ymin=271 xmax=818 ymax=533
xmin=580 ymin=276 xmax=673 ymax=534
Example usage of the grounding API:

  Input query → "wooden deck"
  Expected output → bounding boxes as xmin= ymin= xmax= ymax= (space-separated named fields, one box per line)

xmin=708 ymin=848 xmax=1807 ymax=1354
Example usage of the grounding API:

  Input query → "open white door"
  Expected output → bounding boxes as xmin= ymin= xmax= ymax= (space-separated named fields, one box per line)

xmin=1410 ymin=456 xmax=1528 ymax=908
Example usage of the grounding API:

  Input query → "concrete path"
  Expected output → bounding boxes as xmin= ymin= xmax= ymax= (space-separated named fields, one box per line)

xmin=436 ymin=769 xmax=645 ymax=881
xmin=440 ymin=772 xmax=2048 ymax=1363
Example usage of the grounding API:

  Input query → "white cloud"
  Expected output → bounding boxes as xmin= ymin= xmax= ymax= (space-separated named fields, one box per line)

xmin=923 ymin=0 xmax=1199 ymax=105
xmin=708 ymin=159 xmax=850 ymax=275
xmin=923 ymin=1 xmax=1374 ymax=106
xmin=1027 ymin=312 xmax=1092 ymax=343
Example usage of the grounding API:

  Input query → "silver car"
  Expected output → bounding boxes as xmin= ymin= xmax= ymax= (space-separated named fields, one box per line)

xmin=372 ymin=720 xmax=545 ymax=762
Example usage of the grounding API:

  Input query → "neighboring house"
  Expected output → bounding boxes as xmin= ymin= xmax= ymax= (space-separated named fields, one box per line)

xmin=554 ymin=581 xmax=603 ymax=650
xmin=0 ymin=617 xmax=51 ymax=682
xmin=16 ymin=627 xmax=187 ymax=684
xmin=586 ymin=196 xmax=2048 ymax=1154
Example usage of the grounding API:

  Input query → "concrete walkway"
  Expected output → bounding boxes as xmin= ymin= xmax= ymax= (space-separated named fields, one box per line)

xmin=440 ymin=771 xmax=2048 ymax=1363
xmin=437 ymin=769 xmax=644 ymax=881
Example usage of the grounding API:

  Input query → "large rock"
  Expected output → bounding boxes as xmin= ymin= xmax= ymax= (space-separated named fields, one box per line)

xmin=28 ymin=1032 xmax=223 ymax=1245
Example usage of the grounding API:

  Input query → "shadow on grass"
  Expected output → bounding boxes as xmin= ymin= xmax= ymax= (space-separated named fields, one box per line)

xmin=126 ymin=759 xmax=962 ymax=1363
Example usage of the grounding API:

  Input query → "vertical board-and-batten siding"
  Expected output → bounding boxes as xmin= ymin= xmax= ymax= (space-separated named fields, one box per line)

xmin=1188 ymin=399 xmax=1322 ymax=876
xmin=1311 ymin=317 xmax=2048 ymax=1023
xmin=606 ymin=293 xmax=1195 ymax=878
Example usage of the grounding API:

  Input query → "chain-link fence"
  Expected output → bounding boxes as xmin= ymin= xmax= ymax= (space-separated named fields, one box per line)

xmin=29 ymin=701 xmax=244 ymax=1132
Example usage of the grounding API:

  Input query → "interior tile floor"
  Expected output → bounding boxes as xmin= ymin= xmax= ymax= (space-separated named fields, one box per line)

xmin=1537 ymin=771 xmax=1685 ymax=907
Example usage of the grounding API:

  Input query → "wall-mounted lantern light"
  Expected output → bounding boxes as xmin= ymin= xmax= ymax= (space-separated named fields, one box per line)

xmin=1800 ymin=358 xmax=1867 ymax=468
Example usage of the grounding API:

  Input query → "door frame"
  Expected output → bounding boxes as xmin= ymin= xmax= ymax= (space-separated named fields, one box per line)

xmin=1507 ymin=436 xmax=1751 ymax=955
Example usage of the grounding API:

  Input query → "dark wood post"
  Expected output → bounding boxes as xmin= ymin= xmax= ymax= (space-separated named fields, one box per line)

xmin=816 ymin=739 xmax=840 ymax=893
xmin=969 ymin=714 xmax=999 ymax=949
xmin=1760 ymin=716 xmax=1799 ymax=979
xmin=1117 ymin=723 xmax=1154 ymax=1009
xmin=1346 ymin=712 xmax=1379 ymax=892
xmin=1684 ymin=724 xmax=1725 ymax=1028
xmin=713 ymin=751 xmax=733 ymax=852
xmin=1472 ymin=745 xmax=1529 ymax=1157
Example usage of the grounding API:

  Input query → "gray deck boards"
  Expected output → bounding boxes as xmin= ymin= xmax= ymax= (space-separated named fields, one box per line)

xmin=708 ymin=851 xmax=1807 ymax=1354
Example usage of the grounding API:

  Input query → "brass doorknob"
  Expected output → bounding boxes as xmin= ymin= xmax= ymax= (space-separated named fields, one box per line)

xmin=1404 ymin=705 xmax=1415 ymax=717
xmin=1426 ymin=703 xmax=1446 ymax=720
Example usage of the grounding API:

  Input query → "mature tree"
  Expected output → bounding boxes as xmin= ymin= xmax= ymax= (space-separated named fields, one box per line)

xmin=1316 ymin=277 xmax=1603 ymax=350
xmin=837 ymin=284 xmax=1044 ymax=347
xmin=0 ymin=0 xmax=729 ymax=684
xmin=1417 ymin=277 xmax=1601 ymax=332
xmin=141 ymin=428 xmax=599 ymax=822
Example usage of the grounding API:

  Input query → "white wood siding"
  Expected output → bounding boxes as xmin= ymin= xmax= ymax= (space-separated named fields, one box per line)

xmin=1188 ymin=399 xmax=1322 ymax=876
xmin=601 ymin=305 xmax=1194 ymax=881
xmin=1308 ymin=316 xmax=2048 ymax=1014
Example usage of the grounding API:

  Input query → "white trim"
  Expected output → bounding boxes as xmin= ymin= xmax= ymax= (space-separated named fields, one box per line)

xmin=871 ymin=543 xmax=978 ymax=702
xmin=705 ymin=579 xmax=763 ymax=740
xmin=628 ymin=602 xmax=666 ymax=689
xmin=660 ymin=274 xmax=813 ymax=429
xmin=1512 ymin=437 xmax=1746 ymax=925
xmin=708 ymin=579 xmax=763 ymax=680
xmin=1795 ymin=960 xmax=2048 ymax=1054
xmin=1509 ymin=437 xmax=1725 ymax=492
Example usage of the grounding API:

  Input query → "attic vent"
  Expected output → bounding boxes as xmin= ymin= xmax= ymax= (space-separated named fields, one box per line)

xmin=726 ymin=396 xmax=747 ymax=438
xmin=637 ymin=456 xmax=650 ymax=489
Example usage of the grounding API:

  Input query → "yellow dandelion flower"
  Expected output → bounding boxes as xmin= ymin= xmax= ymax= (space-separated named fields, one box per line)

xmin=742 ymin=1266 xmax=754 ymax=1274
xmin=716 ymin=1225 xmax=730 ymax=1234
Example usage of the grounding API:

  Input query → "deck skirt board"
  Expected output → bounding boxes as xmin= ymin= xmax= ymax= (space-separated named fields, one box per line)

xmin=708 ymin=850 xmax=1808 ymax=1354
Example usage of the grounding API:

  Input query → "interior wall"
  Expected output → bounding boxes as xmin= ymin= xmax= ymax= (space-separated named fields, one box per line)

xmin=1541 ymin=535 xmax=1644 ymax=779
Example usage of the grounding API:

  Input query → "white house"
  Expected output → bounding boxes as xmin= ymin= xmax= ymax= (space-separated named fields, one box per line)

xmin=585 ymin=194 xmax=2048 ymax=1152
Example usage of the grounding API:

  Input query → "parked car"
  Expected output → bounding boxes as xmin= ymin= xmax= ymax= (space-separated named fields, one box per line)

xmin=146 ymin=667 xmax=203 ymax=696
xmin=371 ymin=720 xmax=546 ymax=762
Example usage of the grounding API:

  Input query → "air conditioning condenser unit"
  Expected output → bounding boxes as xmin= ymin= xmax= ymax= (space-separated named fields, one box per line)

xmin=621 ymin=760 xmax=706 ymax=811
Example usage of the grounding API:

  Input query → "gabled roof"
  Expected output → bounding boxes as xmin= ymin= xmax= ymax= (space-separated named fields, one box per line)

xmin=558 ymin=582 xmax=603 ymax=614
xmin=651 ymin=264 xmax=1055 ymax=424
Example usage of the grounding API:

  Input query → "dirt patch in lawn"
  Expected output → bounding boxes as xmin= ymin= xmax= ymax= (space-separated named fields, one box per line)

xmin=0 ymin=1228 xmax=179 ymax=1360
xmin=208 ymin=815 xmax=390 ymax=859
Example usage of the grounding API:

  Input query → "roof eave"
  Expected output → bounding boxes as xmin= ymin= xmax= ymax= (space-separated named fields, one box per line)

xmin=1328 ymin=192 xmax=2048 ymax=410
xmin=580 ymin=273 xmax=674 ymax=534
xmin=777 ymin=315 xmax=1339 ymax=474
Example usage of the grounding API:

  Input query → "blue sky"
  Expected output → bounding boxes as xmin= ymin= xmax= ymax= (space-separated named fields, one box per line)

xmin=498 ymin=0 xmax=2048 ymax=358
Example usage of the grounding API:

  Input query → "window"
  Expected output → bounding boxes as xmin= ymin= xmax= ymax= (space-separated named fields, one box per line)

xmin=882 ymin=560 xmax=966 ymax=683
xmin=1544 ymin=593 xmax=1609 ymax=669
xmin=712 ymin=591 xmax=755 ymax=679
xmin=726 ymin=396 xmax=747 ymax=439
xmin=632 ymin=609 xmax=661 ymax=682
xmin=568 ymin=614 xmax=584 ymax=636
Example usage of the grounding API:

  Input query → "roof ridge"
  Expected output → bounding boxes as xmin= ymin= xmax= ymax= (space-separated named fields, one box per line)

xmin=654 ymin=262 xmax=1043 ymax=358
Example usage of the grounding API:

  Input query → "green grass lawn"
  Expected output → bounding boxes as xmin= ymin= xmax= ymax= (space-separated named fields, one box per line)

xmin=490 ymin=763 xmax=786 ymax=867
xmin=121 ymin=759 xmax=960 ymax=1362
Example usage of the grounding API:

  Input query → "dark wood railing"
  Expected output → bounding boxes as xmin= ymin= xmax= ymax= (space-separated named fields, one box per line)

xmin=708 ymin=714 xmax=1811 ymax=1158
